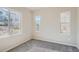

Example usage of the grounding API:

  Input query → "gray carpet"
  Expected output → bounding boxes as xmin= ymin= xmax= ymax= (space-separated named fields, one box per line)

xmin=8 ymin=39 xmax=79 ymax=52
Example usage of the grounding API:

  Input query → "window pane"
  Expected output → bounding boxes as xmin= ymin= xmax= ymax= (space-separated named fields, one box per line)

xmin=10 ymin=12 xmax=21 ymax=34
xmin=35 ymin=16 xmax=41 ymax=25
xmin=60 ymin=11 xmax=71 ymax=33
xmin=35 ymin=16 xmax=41 ymax=31
xmin=61 ymin=23 xmax=70 ymax=33
xmin=0 ymin=8 xmax=9 ymax=36
xmin=60 ymin=11 xmax=71 ymax=23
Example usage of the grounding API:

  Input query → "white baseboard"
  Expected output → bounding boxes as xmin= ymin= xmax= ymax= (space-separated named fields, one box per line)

xmin=2 ymin=35 xmax=77 ymax=52
xmin=76 ymin=45 xmax=79 ymax=49
xmin=33 ymin=36 xmax=77 ymax=47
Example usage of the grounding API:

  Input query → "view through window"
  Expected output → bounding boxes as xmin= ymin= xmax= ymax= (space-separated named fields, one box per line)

xmin=60 ymin=11 xmax=71 ymax=34
xmin=35 ymin=16 xmax=41 ymax=32
xmin=0 ymin=8 xmax=21 ymax=36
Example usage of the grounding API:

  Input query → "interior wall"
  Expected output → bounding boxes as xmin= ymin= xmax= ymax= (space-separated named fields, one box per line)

xmin=32 ymin=7 xmax=77 ymax=46
xmin=0 ymin=7 xmax=32 ymax=51
xmin=77 ymin=8 xmax=79 ymax=49
xmin=0 ymin=7 xmax=77 ymax=51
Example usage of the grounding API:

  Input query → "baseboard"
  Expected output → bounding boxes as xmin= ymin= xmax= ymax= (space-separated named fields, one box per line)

xmin=2 ymin=35 xmax=77 ymax=52
xmin=76 ymin=45 xmax=79 ymax=49
xmin=33 ymin=36 xmax=77 ymax=47
xmin=2 ymin=35 xmax=31 ymax=52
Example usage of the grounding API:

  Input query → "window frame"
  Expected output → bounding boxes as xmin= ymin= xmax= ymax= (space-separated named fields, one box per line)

xmin=0 ymin=8 xmax=22 ymax=37
xmin=35 ymin=16 xmax=41 ymax=32
xmin=60 ymin=11 xmax=71 ymax=34
xmin=9 ymin=10 xmax=22 ymax=35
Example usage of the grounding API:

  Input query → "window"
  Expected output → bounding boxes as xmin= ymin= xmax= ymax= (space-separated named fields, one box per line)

xmin=10 ymin=11 xmax=21 ymax=34
xmin=35 ymin=16 xmax=41 ymax=32
xmin=60 ymin=11 xmax=71 ymax=33
xmin=0 ymin=8 xmax=21 ymax=36
xmin=0 ymin=8 xmax=9 ymax=36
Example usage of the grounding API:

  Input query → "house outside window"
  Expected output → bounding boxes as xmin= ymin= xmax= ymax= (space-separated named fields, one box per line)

xmin=0 ymin=8 xmax=21 ymax=36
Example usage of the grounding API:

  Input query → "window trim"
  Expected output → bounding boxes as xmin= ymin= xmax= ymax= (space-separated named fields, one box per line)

xmin=0 ymin=8 xmax=22 ymax=37
xmin=35 ymin=16 xmax=41 ymax=32
xmin=9 ymin=10 xmax=22 ymax=34
xmin=60 ymin=11 xmax=71 ymax=34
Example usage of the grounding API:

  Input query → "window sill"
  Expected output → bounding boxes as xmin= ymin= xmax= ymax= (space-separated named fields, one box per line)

xmin=35 ymin=31 xmax=40 ymax=32
xmin=0 ymin=32 xmax=23 ymax=39
xmin=0 ymin=35 xmax=10 ymax=39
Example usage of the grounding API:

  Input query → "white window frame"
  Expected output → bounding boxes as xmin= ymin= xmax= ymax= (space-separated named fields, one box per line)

xmin=9 ymin=10 xmax=22 ymax=35
xmin=60 ymin=11 xmax=71 ymax=34
xmin=35 ymin=16 xmax=41 ymax=32
xmin=0 ymin=8 xmax=22 ymax=38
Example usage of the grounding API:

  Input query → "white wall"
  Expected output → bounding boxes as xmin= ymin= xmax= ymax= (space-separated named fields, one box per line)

xmin=0 ymin=7 xmax=78 ymax=51
xmin=77 ymin=8 xmax=79 ymax=49
xmin=32 ymin=7 xmax=77 ymax=46
xmin=0 ymin=7 xmax=32 ymax=51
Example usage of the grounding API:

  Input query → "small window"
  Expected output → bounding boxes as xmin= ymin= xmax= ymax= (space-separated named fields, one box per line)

xmin=35 ymin=16 xmax=41 ymax=32
xmin=60 ymin=11 xmax=71 ymax=33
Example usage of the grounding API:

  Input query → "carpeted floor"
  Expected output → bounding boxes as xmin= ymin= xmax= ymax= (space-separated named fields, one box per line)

xmin=8 ymin=39 xmax=79 ymax=52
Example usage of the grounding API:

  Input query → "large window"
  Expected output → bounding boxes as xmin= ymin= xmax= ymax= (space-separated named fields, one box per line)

xmin=60 ymin=11 xmax=71 ymax=34
xmin=35 ymin=16 xmax=41 ymax=32
xmin=0 ymin=8 xmax=21 ymax=36
xmin=10 ymin=11 xmax=21 ymax=34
